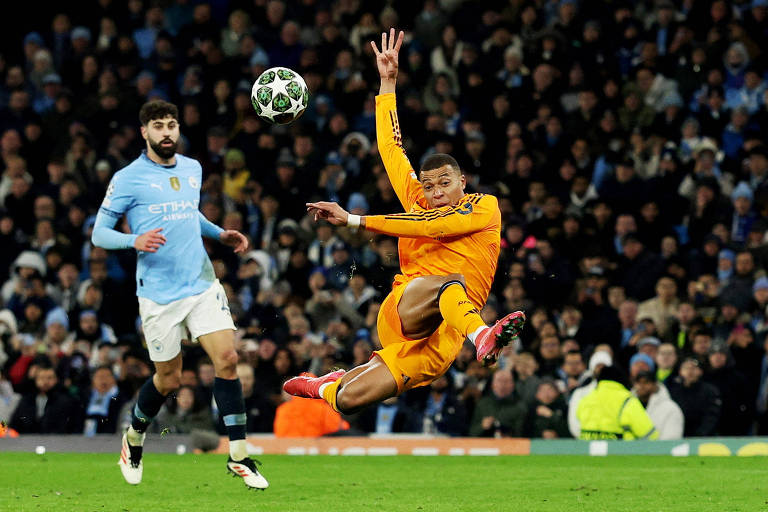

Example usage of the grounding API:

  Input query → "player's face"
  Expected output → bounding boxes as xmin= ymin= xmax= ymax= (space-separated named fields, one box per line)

xmin=141 ymin=115 xmax=179 ymax=160
xmin=420 ymin=165 xmax=466 ymax=208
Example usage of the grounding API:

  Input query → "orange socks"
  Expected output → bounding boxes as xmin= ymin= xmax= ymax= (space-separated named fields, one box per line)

xmin=320 ymin=377 xmax=343 ymax=412
xmin=438 ymin=281 xmax=486 ymax=338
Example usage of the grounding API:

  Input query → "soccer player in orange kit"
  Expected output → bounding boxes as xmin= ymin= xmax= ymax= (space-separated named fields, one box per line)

xmin=283 ymin=29 xmax=525 ymax=414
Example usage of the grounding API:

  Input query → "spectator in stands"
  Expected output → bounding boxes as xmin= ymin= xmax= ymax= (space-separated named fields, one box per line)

xmin=637 ymin=277 xmax=679 ymax=338
xmin=469 ymin=368 xmax=527 ymax=437
xmin=235 ymin=362 xmax=273 ymax=433
xmin=557 ymin=349 xmax=586 ymax=397
xmin=153 ymin=385 xmax=215 ymax=434
xmin=10 ymin=360 xmax=82 ymax=433
xmin=567 ymin=348 xmax=612 ymax=438
xmin=0 ymin=369 xmax=20 ymax=427
xmin=415 ymin=373 xmax=467 ymax=436
xmin=576 ymin=365 xmax=657 ymax=440
xmin=524 ymin=378 xmax=569 ymax=438
xmin=632 ymin=369 xmax=684 ymax=440
xmin=704 ymin=344 xmax=752 ymax=436
xmin=667 ymin=357 xmax=722 ymax=436
xmin=83 ymin=365 xmax=125 ymax=435
xmin=655 ymin=342 xmax=679 ymax=382
xmin=513 ymin=351 xmax=541 ymax=406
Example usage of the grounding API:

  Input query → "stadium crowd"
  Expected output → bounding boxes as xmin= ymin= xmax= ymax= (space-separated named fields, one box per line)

xmin=2 ymin=0 xmax=768 ymax=441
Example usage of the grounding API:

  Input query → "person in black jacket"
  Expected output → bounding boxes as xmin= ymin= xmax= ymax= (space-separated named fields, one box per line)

xmin=617 ymin=232 xmax=665 ymax=301
xmin=524 ymin=378 xmax=570 ymax=438
xmin=667 ymin=356 xmax=721 ymax=436
xmin=234 ymin=362 xmax=273 ymax=433
xmin=704 ymin=344 xmax=752 ymax=435
xmin=10 ymin=363 xmax=82 ymax=433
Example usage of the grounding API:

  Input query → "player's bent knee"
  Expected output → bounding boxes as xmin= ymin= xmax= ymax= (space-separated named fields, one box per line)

xmin=216 ymin=349 xmax=239 ymax=376
xmin=156 ymin=373 xmax=181 ymax=395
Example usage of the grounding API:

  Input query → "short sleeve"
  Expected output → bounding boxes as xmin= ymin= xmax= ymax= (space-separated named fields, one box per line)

xmin=99 ymin=173 xmax=133 ymax=218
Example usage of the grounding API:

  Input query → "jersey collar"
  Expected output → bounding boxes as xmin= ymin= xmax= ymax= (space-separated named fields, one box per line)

xmin=141 ymin=150 xmax=177 ymax=169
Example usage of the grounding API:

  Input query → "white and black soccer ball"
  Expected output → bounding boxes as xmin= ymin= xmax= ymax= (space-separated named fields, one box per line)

xmin=251 ymin=67 xmax=309 ymax=125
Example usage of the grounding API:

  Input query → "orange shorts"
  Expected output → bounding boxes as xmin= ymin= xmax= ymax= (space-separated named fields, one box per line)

xmin=374 ymin=279 xmax=464 ymax=394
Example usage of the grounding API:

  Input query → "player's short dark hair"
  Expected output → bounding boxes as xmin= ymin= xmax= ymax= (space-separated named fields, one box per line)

xmin=139 ymin=100 xmax=179 ymax=126
xmin=420 ymin=153 xmax=461 ymax=176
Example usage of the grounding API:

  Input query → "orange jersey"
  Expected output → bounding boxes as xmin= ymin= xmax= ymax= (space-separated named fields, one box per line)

xmin=369 ymin=93 xmax=501 ymax=309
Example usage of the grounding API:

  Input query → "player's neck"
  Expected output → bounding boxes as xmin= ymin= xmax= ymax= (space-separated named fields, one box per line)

xmin=145 ymin=148 xmax=176 ymax=167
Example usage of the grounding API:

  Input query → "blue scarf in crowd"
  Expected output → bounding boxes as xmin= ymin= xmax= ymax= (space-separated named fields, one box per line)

xmin=86 ymin=385 xmax=118 ymax=417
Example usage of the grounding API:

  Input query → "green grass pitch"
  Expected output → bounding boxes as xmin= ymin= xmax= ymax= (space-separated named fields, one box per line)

xmin=2 ymin=452 xmax=767 ymax=511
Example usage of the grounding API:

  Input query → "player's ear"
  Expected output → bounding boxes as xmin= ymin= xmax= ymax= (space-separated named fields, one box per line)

xmin=140 ymin=125 xmax=148 ymax=141
xmin=460 ymin=173 xmax=466 ymax=191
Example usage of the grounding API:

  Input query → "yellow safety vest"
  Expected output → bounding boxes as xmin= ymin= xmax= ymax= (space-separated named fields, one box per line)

xmin=576 ymin=380 xmax=658 ymax=440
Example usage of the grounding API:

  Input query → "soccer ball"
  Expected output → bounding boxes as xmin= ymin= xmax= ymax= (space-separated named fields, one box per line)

xmin=251 ymin=67 xmax=309 ymax=125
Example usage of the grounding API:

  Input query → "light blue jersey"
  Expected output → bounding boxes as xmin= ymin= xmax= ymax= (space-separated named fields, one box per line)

xmin=93 ymin=151 xmax=223 ymax=304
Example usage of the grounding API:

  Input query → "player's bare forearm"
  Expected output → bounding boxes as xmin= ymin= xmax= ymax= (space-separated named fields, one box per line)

xmin=379 ymin=77 xmax=396 ymax=95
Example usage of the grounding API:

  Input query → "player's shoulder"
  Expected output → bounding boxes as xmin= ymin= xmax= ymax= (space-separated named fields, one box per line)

xmin=112 ymin=158 xmax=144 ymax=183
xmin=175 ymin=153 xmax=203 ymax=173
xmin=465 ymin=192 xmax=498 ymax=208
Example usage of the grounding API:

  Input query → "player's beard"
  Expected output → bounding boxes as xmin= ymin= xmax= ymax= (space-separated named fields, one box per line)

xmin=148 ymin=136 xmax=178 ymax=160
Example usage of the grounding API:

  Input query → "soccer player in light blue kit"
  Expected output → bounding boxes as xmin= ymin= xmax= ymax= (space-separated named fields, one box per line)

xmin=92 ymin=100 xmax=268 ymax=490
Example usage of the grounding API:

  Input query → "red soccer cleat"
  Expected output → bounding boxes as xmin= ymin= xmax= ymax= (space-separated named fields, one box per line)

xmin=282 ymin=369 xmax=346 ymax=399
xmin=474 ymin=311 xmax=526 ymax=364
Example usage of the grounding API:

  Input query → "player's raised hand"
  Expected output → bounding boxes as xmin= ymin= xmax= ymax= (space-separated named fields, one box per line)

xmin=134 ymin=228 xmax=166 ymax=252
xmin=371 ymin=28 xmax=404 ymax=81
xmin=306 ymin=201 xmax=349 ymax=226
xmin=219 ymin=230 xmax=249 ymax=254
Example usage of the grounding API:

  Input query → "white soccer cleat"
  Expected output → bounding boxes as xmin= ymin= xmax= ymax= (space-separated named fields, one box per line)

xmin=227 ymin=457 xmax=269 ymax=490
xmin=118 ymin=432 xmax=144 ymax=485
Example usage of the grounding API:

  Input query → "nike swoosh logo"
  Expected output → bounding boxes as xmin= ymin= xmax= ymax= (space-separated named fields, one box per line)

xmin=150 ymin=184 xmax=162 ymax=190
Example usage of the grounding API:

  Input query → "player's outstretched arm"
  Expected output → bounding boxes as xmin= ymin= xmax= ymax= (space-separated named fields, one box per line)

xmin=371 ymin=29 xmax=423 ymax=210
xmin=198 ymin=210 xmax=224 ymax=239
xmin=307 ymin=195 xmax=499 ymax=239
xmin=92 ymin=209 xmax=136 ymax=249
xmin=198 ymin=211 xmax=247 ymax=253
xmin=219 ymin=230 xmax=249 ymax=253
xmin=92 ymin=209 xmax=167 ymax=252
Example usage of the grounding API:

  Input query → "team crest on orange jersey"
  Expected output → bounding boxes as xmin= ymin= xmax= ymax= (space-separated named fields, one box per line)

xmin=169 ymin=177 xmax=180 ymax=191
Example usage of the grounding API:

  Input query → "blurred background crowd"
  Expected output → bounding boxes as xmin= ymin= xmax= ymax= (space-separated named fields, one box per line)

xmin=2 ymin=0 xmax=768 ymax=441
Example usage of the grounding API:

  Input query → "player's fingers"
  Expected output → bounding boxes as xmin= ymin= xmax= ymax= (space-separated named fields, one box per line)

xmin=381 ymin=32 xmax=386 ymax=53
xmin=394 ymin=30 xmax=404 ymax=52
xmin=389 ymin=28 xmax=395 ymax=50
xmin=150 ymin=227 xmax=163 ymax=233
xmin=370 ymin=40 xmax=380 ymax=55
